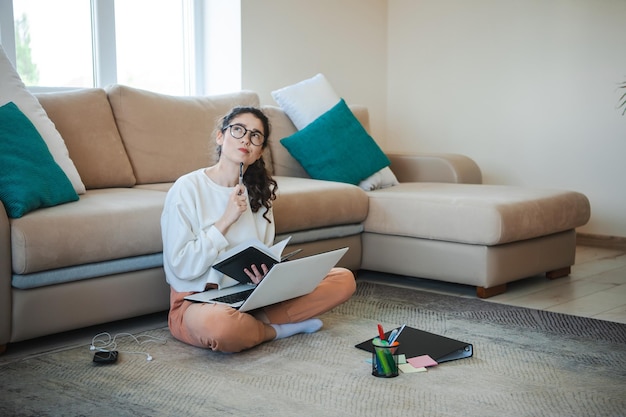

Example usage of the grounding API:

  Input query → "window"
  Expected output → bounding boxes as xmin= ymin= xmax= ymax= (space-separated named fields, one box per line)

xmin=114 ymin=1 xmax=188 ymax=94
xmin=0 ymin=0 xmax=240 ymax=95
xmin=11 ymin=0 xmax=93 ymax=88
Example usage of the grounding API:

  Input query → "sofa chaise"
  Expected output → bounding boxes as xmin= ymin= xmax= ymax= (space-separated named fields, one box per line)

xmin=0 ymin=85 xmax=590 ymax=353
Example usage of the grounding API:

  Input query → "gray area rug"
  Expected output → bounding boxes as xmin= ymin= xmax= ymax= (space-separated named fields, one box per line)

xmin=1 ymin=281 xmax=625 ymax=417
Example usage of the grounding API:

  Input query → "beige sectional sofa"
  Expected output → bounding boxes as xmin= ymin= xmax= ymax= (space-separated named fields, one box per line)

xmin=0 ymin=85 xmax=590 ymax=353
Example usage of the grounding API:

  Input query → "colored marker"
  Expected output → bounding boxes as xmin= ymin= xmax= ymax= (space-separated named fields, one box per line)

xmin=373 ymin=337 xmax=392 ymax=375
xmin=377 ymin=324 xmax=385 ymax=340
xmin=389 ymin=324 xmax=406 ymax=344
xmin=387 ymin=329 xmax=398 ymax=344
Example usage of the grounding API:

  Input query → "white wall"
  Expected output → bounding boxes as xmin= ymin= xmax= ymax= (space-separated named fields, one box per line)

xmin=241 ymin=0 xmax=626 ymax=238
xmin=241 ymin=0 xmax=388 ymax=144
xmin=387 ymin=0 xmax=626 ymax=237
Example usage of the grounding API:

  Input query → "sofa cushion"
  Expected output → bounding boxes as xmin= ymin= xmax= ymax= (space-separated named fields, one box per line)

xmin=271 ymin=73 xmax=340 ymax=131
xmin=0 ymin=102 xmax=79 ymax=218
xmin=364 ymin=183 xmax=591 ymax=245
xmin=11 ymin=188 xmax=166 ymax=274
xmin=271 ymin=73 xmax=398 ymax=190
xmin=36 ymin=89 xmax=136 ymax=189
xmin=0 ymin=45 xmax=85 ymax=194
xmin=272 ymin=176 xmax=369 ymax=234
xmin=107 ymin=85 xmax=264 ymax=184
xmin=280 ymin=99 xmax=390 ymax=185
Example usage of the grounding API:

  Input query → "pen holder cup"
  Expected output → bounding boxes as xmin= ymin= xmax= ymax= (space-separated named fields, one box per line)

xmin=371 ymin=338 xmax=400 ymax=378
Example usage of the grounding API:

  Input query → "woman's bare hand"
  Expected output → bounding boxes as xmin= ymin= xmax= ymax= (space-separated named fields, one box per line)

xmin=215 ymin=185 xmax=247 ymax=234
xmin=244 ymin=263 xmax=270 ymax=284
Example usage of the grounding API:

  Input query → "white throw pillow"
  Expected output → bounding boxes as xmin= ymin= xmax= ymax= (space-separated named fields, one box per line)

xmin=271 ymin=73 xmax=340 ymax=131
xmin=271 ymin=73 xmax=398 ymax=190
xmin=0 ymin=45 xmax=85 ymax=194
xmin=358 ymin=167 xmax=399 ymax=191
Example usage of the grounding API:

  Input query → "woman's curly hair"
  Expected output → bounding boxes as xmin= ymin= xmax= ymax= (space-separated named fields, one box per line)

xmin=215 ymin=106 xmax=278 ymax=223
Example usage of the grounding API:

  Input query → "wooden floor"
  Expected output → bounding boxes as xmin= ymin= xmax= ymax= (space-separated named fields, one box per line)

xmin=359 ymin=245 xmax=626 ymax=324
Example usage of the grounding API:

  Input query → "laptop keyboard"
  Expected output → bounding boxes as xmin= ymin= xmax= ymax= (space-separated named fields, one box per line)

xmin=212 ymin=288 xmax=255 ymax=304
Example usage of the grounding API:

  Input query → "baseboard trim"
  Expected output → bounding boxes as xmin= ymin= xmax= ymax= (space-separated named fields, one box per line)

xmin=576 ymin=233 xmax=626 ymax=251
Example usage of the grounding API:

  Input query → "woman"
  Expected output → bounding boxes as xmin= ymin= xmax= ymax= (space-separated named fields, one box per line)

xmin=161 ymin=106 xmax=356 ymax=353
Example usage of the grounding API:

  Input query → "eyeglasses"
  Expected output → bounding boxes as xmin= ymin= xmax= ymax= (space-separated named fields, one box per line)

xmin=225 ymin=123 xmax=265 ymax=146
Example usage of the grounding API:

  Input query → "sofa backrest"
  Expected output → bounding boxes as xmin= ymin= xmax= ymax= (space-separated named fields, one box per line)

xmin=38 ymin=85 xmax=264 ymax=188
xmin=107 ymin=85 xmax=261 ymax=185
xmin=37 ymin=85 xmax=371 ymax=187
xmin=36 ymin=88 xmax=137 ymax=189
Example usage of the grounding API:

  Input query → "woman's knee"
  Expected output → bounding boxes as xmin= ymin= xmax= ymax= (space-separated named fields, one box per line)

xmin=333 ymin=267 xmax=357 ymax=298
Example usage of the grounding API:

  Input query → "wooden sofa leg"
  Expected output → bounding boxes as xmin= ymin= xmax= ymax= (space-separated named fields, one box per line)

xmin=546 ymin=266 xmax=571 ymax=280
xmin=0 ymin=344 xmax=6 ymax=355
xmin=476 ymin=284 xmax=506 ymax=299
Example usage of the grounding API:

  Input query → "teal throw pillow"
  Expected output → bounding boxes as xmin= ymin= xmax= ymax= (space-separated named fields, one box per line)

xmin=280 ymin=99 xmax=390 ymax=185
xmin=0 ymin=101 xmax=79 ymax=218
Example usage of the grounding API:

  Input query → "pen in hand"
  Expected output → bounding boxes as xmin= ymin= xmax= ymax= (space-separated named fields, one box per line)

xmin=238 ymin=162 xmax=244 ymax=195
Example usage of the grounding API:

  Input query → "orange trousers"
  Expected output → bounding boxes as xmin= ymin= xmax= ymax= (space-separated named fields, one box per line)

xmin=168 ymin=267 xmax=356 ymax=352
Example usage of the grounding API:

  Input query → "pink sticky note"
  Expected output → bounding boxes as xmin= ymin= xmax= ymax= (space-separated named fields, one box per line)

xmin=407 ymin=355 xmax=438 ymax=368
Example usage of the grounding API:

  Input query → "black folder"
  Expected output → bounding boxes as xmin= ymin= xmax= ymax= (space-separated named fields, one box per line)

xmin=355 ymin=326 xmax=473 ymax=364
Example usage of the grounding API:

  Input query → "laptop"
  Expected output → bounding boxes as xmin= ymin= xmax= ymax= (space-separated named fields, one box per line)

xmin=184 ymin=247 xmax=348 ymax=312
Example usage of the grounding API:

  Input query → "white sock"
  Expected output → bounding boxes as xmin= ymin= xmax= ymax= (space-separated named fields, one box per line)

xmin=271 ymin=319 xmax=323 ymax=340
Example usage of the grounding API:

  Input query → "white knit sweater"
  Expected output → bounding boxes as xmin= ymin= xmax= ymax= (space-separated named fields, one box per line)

xmin=161 ymin=168 xmax=275 ymax=292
